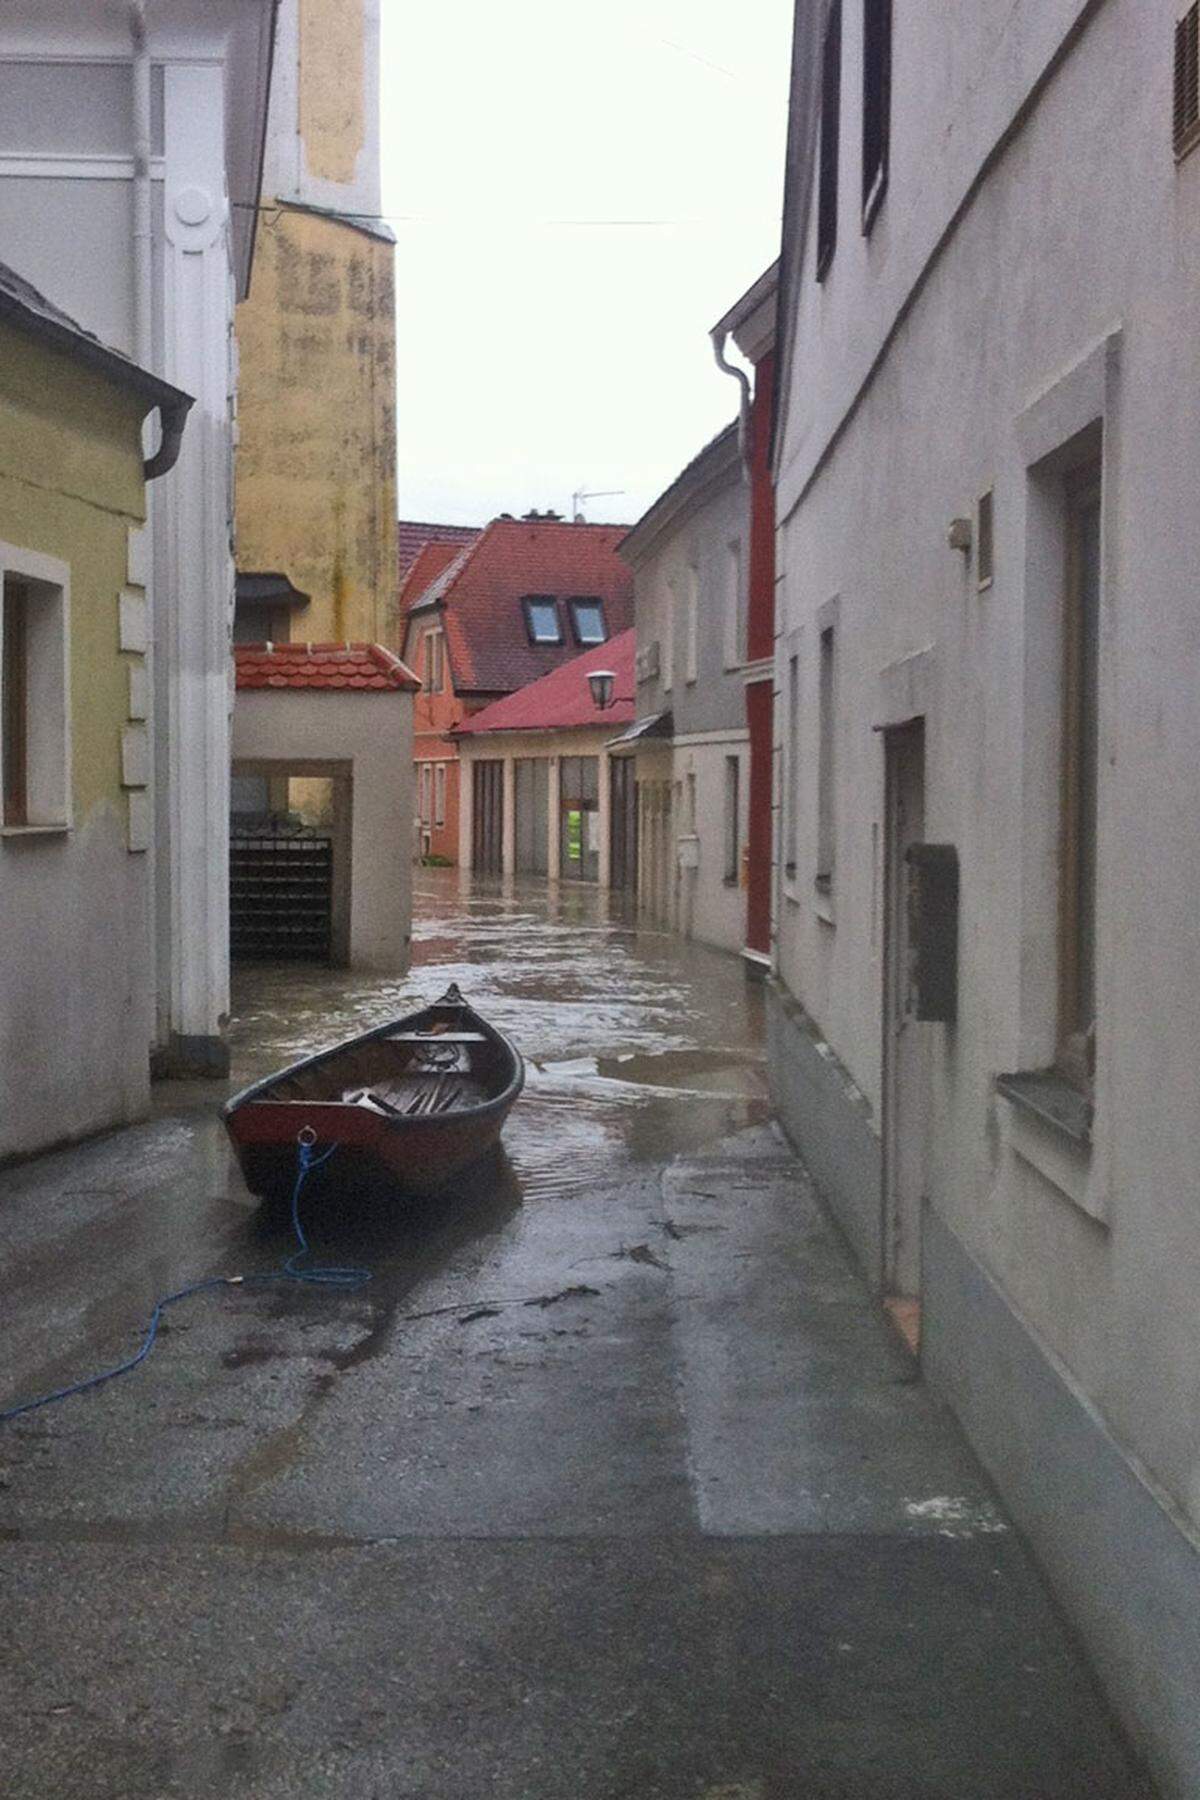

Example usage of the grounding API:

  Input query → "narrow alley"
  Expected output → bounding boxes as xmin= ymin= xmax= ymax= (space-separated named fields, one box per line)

xmin=0 ymin=874 xmax=1153 ymax=1798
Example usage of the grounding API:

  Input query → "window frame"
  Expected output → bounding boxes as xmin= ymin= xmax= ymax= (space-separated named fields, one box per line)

xmin=434 ymin=760 xmax=447 ymax=828
xmin=861 ymin=0 xmax=892 ymax=233
xmin=977 ymin=487 xmax=995 ymax=591
xmin=784 ymin=651 xmax=800 ymax=882
xmin=522 ymin=595 xmax=563 ymax=646
xmin=816 ymin=0 xmax=842 ymax=281
xmin=1175 ymin=2 xmax=1200 ymax=161
xmin=0 ymin=543 xmax=71 ymax=837
xmin=684 ymin=566 xmax=699 ymax=684
xmin=423 ymin=626 xmax=444 ymax=694
xmin=816 ymin=624 xmax=836 ymax=895
xmin=566 ymin=596 xmax=607 ymax=646
xmin=1057 ymin=463 xmax=1102 ymax=1093
xmin=723 ymin=754 xmax=740 ymax=885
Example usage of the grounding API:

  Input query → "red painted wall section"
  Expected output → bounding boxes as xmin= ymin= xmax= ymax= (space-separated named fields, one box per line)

xmin=744 ymin=349 xmax=777 ymax=956
xmin=406 ymin=618 xmax=489 ymax=863
xmin=746 ymin=349 xmax=777 ymax=665
xmin=745 ymin=680 xmax=773 ymax=956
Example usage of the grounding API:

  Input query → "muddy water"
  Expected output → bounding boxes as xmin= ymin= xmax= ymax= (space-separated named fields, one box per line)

xmin=229 ymin=869 xmax=769 ymax=1204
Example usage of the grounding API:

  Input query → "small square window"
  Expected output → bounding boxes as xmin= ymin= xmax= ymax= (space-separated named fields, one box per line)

xmin=523 ymin=596 xmax=562 ymax=644
xmin=568 ymin=598 xmax=607 ymax=645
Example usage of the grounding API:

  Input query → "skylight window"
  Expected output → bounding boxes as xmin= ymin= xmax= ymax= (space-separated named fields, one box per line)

xmin=523 ymin=596 xmax=562 ymax=644
xmin=569 ymin=598 xmax=607 ymax=645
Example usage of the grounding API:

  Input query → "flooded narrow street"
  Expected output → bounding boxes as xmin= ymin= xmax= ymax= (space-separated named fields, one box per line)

xmin=0 ymin=875 xmax=1153 ymax=1798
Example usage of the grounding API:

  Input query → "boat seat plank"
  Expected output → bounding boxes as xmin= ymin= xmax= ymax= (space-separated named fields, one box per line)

xmin=386 ymin=1031 xmax=488 ymax=1044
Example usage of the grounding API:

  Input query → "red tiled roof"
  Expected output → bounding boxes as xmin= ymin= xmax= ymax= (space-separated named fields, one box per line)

xmin=404 ymin=517 xmax=634 ymax=696
xmin=234 ymin=642 xmax=419 ymax=692
xmin=399 ymin=539 xmax=472 ymax=616
xmin=396 ymin=518 xmax=479 ymax=578
xmin=456 ymin=629 xmax=635 ymax=736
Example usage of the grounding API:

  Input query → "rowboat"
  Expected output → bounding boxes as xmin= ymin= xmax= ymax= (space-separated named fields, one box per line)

xmin=223 ymin=984 xmax=524 ymax=1204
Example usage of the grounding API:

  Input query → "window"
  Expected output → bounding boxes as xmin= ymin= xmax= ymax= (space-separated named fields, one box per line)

xmin=723 ymin=540 xmax=745 ymax=668
xmin=1058 ymin=465 xmax=1101 ymax=1090
xmin=862 ymin=0 xmax=892 ymax=229
xmin=434 ymin=762 xmax=446 ymax=828
xmin=785 ymin=652 xmax=799 ymax=878
xmin=423 ymin=628 xmax=444 ymax=693
xmin=724 ymin=755 xmax=740 ymax=884
xmin=663 ymin=580 xmax=676 ymax=692
xmin=1176 ymin=3 xmax=1200 ymax=160
xmin=685 ymin=567 xmax=699 ymax=684
xmin=977 ymin=488 xmax=994 ymax=590
xmin=568 ymin=598 xmax=607 ymax=645
xmin=522 ymin=596 xmax=562 ymax=644
xmin=2 ymin=562 xmax=68 ymax=832
xmin=816 ymin=0 xmax=842 ymax=280
xmin=420 ymin=762 xmax=433 ymax=825
xmin=816 ymin=626 xmax=836 ymax=891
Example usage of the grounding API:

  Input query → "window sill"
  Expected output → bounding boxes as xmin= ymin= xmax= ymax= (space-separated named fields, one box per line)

xmin=2 ymin=821 xmax=70 ymax=839
xmin=995 ymin=1070 xmax=1092 ymax=1147
xmin=996 ymin=1071 xmax=1102 ymax=1223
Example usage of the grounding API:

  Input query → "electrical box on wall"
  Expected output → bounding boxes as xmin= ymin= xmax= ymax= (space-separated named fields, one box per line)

xmin=905 ymin=843 xmax=959 ymax=1023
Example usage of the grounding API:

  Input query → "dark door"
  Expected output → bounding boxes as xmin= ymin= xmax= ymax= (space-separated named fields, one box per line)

xmin=559 ymin=755 xmax=599 ymax=882
xmin=472 ymin=759 xmax=504 ymax=875
xmin=514 ymin=757 xmax=549 ymax=875
xmin=882 ymin=719 xmax=928 ymax=1310
xmin=610 ymin=755 xmax=638 ymax=892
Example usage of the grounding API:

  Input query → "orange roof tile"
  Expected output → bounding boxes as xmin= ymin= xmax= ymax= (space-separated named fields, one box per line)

xmin=234 ymin=643 xmax=419 ymax=693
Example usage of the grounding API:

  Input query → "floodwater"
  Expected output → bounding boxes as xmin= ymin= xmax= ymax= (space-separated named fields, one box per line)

xmin=0 ymin=869 xmax=1157 ymax=1799
xmin=229 ymin=867 xmax=770 ymax=1205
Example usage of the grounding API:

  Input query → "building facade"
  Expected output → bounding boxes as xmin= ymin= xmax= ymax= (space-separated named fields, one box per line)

xmin=0 ymin=1 xmax=275 ymax=1075
xmin=456 ymin=631 xmax=635 ymax=888
xmin=0 ymin=264 xmax=190 ymax=1159
xmin=401 ymin=515 xmax=634 ymax=866
xmin=622 ymin=425 xmax=751 ymax=957
xmin=770 ymin=3 xmax=1200 ymax=1790
xmin=232 ymin=643 xmax=417 ymax=970
xmin=235 ymin=0 xmax=397 ymax=649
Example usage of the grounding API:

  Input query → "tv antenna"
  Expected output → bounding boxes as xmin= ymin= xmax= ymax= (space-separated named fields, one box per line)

xmin=571 ymin=486 xmax=625 ymax=522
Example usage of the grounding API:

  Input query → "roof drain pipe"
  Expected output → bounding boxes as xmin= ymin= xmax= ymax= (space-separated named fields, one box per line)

xmin=132 ymin=1 xmax=176 ymax=479
xmin=710 ymin=325 xmax=752 ymax=480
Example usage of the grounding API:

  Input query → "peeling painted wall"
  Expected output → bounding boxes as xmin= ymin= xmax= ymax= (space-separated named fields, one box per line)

xmin=235 ymin=204 xmax=397 ymax=646
xmin=298 ymin=0 xmax=366 ymax=187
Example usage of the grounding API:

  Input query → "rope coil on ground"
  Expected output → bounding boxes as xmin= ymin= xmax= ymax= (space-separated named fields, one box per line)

xmin=0 ymin=1135 xmax=369 ymax=1426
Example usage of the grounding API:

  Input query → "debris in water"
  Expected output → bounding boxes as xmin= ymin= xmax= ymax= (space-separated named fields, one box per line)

xmin=524 ymin=1284 xmax=600 ymax=1308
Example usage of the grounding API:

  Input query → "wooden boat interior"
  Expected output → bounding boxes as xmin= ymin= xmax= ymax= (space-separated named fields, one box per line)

xmin=257 ymin=1013 xmax=510 ymax=1120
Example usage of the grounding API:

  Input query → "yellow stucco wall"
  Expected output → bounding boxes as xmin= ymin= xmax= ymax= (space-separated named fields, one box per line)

xmin=0 ymin=318 xmax=146 ymax=825
xmin=234 ymin=205 xmax=397 ymax=645
xmin=298 ymin=0 xmax=366 ymax=186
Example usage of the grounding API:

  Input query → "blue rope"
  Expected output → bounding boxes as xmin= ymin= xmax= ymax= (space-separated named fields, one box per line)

xmin=0 ymin=1136 xmax=370 ymax=1425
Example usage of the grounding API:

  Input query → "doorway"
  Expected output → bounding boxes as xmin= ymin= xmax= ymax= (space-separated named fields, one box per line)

xmin=610 ymin=755 xmax=637 ymax=892
xmin=514 ymin=757 xmax=549 ymax=875
xmin=881 ymin=718 xmax=928 ymax=1343
xmin=472 ymin=759 xmax=504 ymax=875
xmin=559 ymin=755 xmax=599 ymax=882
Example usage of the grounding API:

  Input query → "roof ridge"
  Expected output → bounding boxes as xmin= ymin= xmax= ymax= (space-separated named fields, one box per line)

xmin=408 ymin=517 xmax=495 ymax=611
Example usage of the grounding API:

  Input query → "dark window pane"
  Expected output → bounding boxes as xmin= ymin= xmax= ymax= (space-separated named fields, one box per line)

xmin=816 ymin=0 xmax=841 ymax=280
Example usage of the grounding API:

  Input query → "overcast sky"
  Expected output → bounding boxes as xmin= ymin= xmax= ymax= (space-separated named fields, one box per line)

xmin=380 ymin=0 xmax=793 ymax=529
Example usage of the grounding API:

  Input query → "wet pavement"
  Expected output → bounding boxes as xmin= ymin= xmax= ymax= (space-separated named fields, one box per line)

xmin=0 ymin=871 xmax=1155 ymax=1798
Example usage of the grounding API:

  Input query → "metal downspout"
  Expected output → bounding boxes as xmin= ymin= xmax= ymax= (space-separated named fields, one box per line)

xmin=710 ymin=325 xmax=752 ymax=477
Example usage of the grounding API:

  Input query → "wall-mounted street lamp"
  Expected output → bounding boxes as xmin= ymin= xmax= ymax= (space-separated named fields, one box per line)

xmin=588 ymin=669 xmax=616 ymax=710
